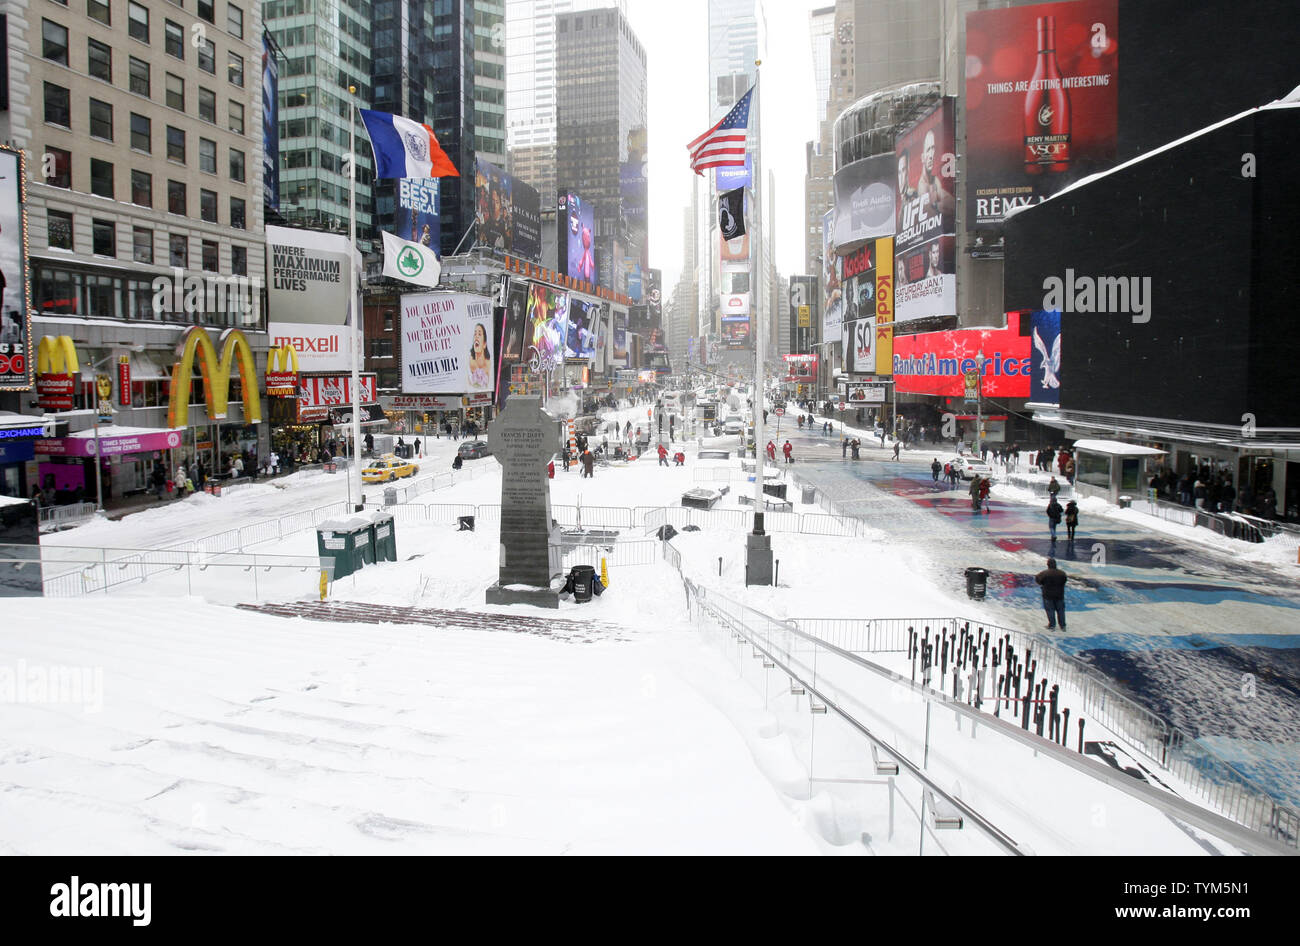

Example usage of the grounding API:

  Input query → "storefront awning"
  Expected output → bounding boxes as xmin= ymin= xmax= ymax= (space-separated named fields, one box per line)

xmin=37 ymin=426 xmax=187 ymax=458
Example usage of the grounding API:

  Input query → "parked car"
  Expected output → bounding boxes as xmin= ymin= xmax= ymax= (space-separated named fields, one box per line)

xmin=361 ymin=454 xmax=420 ymax=484
xmin=457 ymin=440 xmax=493 ymax=460
xmin=723 ymin=415 xmax=745 ymax=435
xmin=946 ymin=456 xmax=994 ymax=481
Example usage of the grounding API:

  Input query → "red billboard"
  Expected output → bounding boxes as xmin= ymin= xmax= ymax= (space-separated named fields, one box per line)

xmin=965 ymin=0 xmax=1118 ymax=229
xmin=783 ymin=354 xmax=817 ymax=383
xmin=892 ymin=312 xmax=1032 ymax=398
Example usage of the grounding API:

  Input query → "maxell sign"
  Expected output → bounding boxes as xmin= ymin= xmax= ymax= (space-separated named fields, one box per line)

xmin=266 ymin=225 xmax=358 ymax=372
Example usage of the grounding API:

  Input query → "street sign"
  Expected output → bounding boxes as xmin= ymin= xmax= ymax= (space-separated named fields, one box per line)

xmin=837 ymin=402 xmax=847 ymax=411
xmin=773 ymin=408 xmax=785 ymax=416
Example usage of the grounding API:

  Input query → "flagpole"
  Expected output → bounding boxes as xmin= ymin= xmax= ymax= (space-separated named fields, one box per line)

xmin=348 ymin=87 xmax=364 ymax=511
xmin=750 ymin=65 xmax=765 ymax=536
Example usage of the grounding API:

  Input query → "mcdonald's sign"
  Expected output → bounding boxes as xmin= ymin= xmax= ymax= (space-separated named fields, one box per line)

xmin=167 ymin=327 xmax=262 ymax=428
xmin=36 ymin=335 xmax=80 ymax=410
xmin=265 ymin=343 xmax=299 ymax=397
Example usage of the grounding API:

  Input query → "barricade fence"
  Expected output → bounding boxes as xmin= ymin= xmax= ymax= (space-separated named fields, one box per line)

xmin=38 ymin=502 xmax=99 ymax=532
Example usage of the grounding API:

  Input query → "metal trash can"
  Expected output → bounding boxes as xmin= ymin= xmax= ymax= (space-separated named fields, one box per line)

xmin=801 ymin=485 xmax=817 ymax=505
xmin=384 ymin=487 xmax=398 ymax=506
xmin=1118 ymin=495 xmax=1132 ymax=509
xmin=656 ymin=524 xmax=678 ymax=542
xmin=317 ymin=520 xmax=362 ymax=580
xmin=458 ymin=515 xmax=476 ymax=532
xmin=566 ymin=564 xmax=601 ymax=603
xmin=370 ymin=511 xmax=397 ymax=562
xmin=964 ymin=567 xmax=989 ymax=600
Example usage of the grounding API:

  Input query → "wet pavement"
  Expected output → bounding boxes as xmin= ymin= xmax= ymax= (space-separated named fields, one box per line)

xmin=774 ymin=420 xmax=1300 ymax=808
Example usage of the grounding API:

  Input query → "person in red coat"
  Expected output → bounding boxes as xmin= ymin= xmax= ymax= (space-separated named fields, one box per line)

xmin=782 ymin=441 xmax=793 ymax=464
xmin=657 ymin=443 xmax=669 ymax=467
xmin=766 ymin=440 xmax=776 ymax=461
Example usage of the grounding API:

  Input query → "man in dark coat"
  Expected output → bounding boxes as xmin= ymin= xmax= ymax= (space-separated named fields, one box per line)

xmin=1035 ymin=557 xmax=1069 ymax=631
xmin=1047 ymin=497 xmax=1064 ymax=542
xmin=580 ymin=449 xmax=594 ymax=478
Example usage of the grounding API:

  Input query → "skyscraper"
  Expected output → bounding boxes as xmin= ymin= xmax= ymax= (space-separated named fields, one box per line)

xmin=554 ymin=5 xmax=648 ymax=294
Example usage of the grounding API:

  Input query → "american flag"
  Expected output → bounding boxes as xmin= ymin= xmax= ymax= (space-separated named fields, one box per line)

xmin=686 ymin=86 xmax=754 ymax=175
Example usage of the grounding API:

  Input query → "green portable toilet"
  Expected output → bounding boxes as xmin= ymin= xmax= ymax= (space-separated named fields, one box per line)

xmin=316 ymin=519 xmax=361 ymax=580
xmin=347 ymin=516 xmax=376 ymax=566
xmin=370 ymin=510 xmax=397 ymax=562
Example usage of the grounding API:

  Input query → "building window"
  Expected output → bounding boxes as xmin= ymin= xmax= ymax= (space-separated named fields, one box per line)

xmin=167 ymin=126 xmax=185 ymax=163
xmin=227 ymin=4 xmax=243 ymax=38
xmin=47 ymin=210 xmax=74 ymax=250
xmin=128 ymin=1 xmax=149 ymax=42
xmin=230 ymin=196 xmax=246 ymax=230
xmin=228 ymin=100 xmax=244 ymax=134
xmin=133 ymin=227 xmax=154 ymax=264
xmin=383 ymin=311 xmax=394 ymax=332
xmin=199 ymin=138 xmax=216 ymax=173
xmin=129 ymin=57 xmax=150 ymax=97
xmin=197 ymin=38 xmax=215 ymax=74
xmin=197 ymin=0 xmax=214 ymax=22
xmin=166 ymin=73 xmax=184 ymax=111
xmin=200 ymin=188 xmax=218 ymax=222
xmin=231 ymin=245 xmax=247 ymax=276
xmin=88 ymin=98 xmax=113 ymax=140
xmin=87 ymin=39 xmax=112 ymax=82
xmin=168 ymin=179 xmax=186 ymax=214
xmin=87 ymin=0 xmax=111 ymax=25
xmin=44 ymin=147 xmax=72 ymax=188
xmin=131 ymin=169 xmax=152 ymax=206
xmin=92 ymin=219 xmax=116 ymax=257
xmin=229 ymin=148 xmax=245 ymax=182
xmin=165 ymin=20 xmax=183 ymax=59
xmin=198 ymin=87 xmax=216 ymax=123
xmin=89 ymin=158 xmax=114 ymax=198
xmin=169 ymin=234 xmax=188 ymax=267
xmin=201 ymin=240 xmax=219 ymax=271
xmin=227 ymin=52 xmax=244 ymax=87
xmin=130 ymin=113 xmax=151 ymax=152
xmin=42 ymin=20 xmax=69 ymax=66
xmin=369 ymin=338 xmax=393 ymax=358
xmin=44 ymin=83 xmax=71 ymax=128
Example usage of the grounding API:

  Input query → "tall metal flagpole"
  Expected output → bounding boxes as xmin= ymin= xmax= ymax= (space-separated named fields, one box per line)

xmin=744 ymin=63 xmax=773 ymax=586
xmin=348 ymin=88 xmax=363 ymax=511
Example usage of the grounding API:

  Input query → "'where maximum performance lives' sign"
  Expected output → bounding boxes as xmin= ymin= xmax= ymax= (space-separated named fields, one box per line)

xmin=400 ymin=292 xmax=495 ymax=396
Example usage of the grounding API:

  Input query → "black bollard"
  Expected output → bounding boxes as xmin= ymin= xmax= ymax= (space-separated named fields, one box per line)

xmin=1061 ymin=708 xmax=1071 ymax=746
xmin=1022 ymin=669 xmax=1035 ymax=730
xmin=995 ymin=674 xmax=1004 ymax=717
xmin=1077 ymin=718 xmax=1086 ymax=753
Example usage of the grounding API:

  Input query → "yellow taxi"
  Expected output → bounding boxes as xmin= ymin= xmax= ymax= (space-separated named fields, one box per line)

xmin=361 ymin=453 xmax=420 ymax=483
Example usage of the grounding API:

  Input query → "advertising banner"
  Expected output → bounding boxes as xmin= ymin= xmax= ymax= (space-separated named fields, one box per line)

xmin=0 ymin=148 xmax=30 ymax=391
xmin=821 ymin=210 xmax=842 ymax=343
xmin=400 ymin=293 xmax=496 ymax=396
xmin=895 ymin=235 xmax=956 ymax=322
xmin=37 ymin=427 xmax=185 ymax=458
xmin=611 ymin=307 xmax=628 ymax=367
xmin=297 ymin=374 xmax=378 ymax=422
xmin=385 ymin=394 xmax=460 ymax=411
xmin=841 ymin=318 xmax=876 ymax=375
xmin=496 ymin=279 xmax=531 ymax=406
xmin=721 ymin=231 xmax=749 ymax=263
xmin=565 ymin=298 xmax=600 ymax=361
xmin=1029 ymin=309 xmax=1062 ymax=405
xmin=557 ymin=192 xmax=596 ymax=283
xmin=721 ymin=317 xmax=750 ymax=349
xmin=841 ymin=243 xmax=874 ymax=328
xmin=783 ymin=354 xmax=818 ymax=384
xmin=395 ymin=178 xmax=441 ymax=249
xmin=891 ymin=312 xmax=1032 ymax=397
xmin=845 ymin=382 xmax=887 ymax=404
xmin=721 ymin=293 xmax=751 ymax=317
xmin=266 ymin=226 xmax=355 ymax=372
xmin=620 ymin=126 xmax=649 ymax=271
xmin=715 ymin=154 xmax=753 ymax=191
xmin=874 ymin=237 xmax=894 ymax=376
xmin=788 ymin=275 xmax=818 ymax=354
xmin=475 ymin=158 xmax=541 ymax=261
xmin=262 ymin=34 xmax=279 ymax=211
xmin=832 ymin=153 xmax=896 ymax=249
xmin=526 ymin=283 xmax=570 ymax=374
xmin=965 ymin=0 xmax=1119 ymax=228
xmin=895 ymin=99 xmax=956 ymax=255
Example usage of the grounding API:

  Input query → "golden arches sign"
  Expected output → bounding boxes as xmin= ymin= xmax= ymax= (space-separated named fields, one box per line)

xmin=265 ymin=343 xmax=299 ymax=397
xmin=167 ymin=327 xmax=262 ymax=428
xmin=36 ymin=335 xmax=80 ymax=410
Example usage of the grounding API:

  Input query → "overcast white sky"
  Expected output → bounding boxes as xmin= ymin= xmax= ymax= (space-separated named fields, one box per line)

xmin=624 ymin=0 xmax=824 ymax=293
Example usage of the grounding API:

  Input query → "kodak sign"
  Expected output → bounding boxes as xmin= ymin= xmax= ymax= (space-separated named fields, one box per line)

xmin=36 ymin=335 xmax=80 ymax=411
xmin=265 ymin=343 xmax=299 ymax=397
xmin=167 ymin=327 xmax=263 ymax=428
xmin=874 ymin=237 xmax=894 ymax=376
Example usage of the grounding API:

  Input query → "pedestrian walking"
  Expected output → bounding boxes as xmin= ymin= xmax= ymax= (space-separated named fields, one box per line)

xmin=931 ymin=458 xmax=941 ymax=483
xmin=1047 ymin=476 xmax=1061 ymax=499
xmin=842 ymin=438 xmax=848 ymax=459
xmin=1035 ymin=557 xmax=1069 ymax=631
xmin=893 ymin=441 xmax=901 ymax=461
xmin=851 ymin=438 xmax=861 ymax=460
xmin=979 ymin=476 xmax=991 ymax=514
xmin=657 ymin=443 xmax=669 ymax=467
xmin=969 ymin=475 xmax=982 ymax=511
xmin=1064 ymin=500 xmax=1079 ymax=544
xmin=767 ymin=440 xmax=777 ymax=462
xmin=1046 ymin=496 xmax=1064 ymax=542
xmin=414 ymin=438 xmax=421 ymax=456
xmin=673 ymin=451 xmax=686 ymax=467
xmin=783 ymin=441 xmax=793 ymax=464
xmin=581 ymin=449 xmax=594 ymax=478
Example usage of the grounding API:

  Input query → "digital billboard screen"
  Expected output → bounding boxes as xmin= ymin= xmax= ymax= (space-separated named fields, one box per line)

xmin=475 ymin=158 xmax=541 ymax=262
xmin=558 ymin=192 xmax=596 ymax=283
xmin=395 ymin=178 xmax=441 ymax=249
xmin=565 ymin=298 xmax=600 ymax=361
xmin=832 ymin=153 xmax=895 ymax=249
xmin=965 ymin=0 xmax=1118 ymax=229
xmin=526 ymin=282 xmax=570 ymax=372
